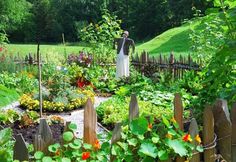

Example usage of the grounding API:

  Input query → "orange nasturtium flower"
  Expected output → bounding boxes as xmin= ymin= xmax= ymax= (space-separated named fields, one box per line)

xmin=82 ymin=152 xmax=90 ymax=160
xmin=94 ymin=139 xmax=101 ymax=150
xmin=148 ymin=123 xmax=153 ymax=129
xmin=55 ymin=149 xmax=60 ymax=156
xmin=182 ymin=134 xmax=192 ymax=142
xmin=195 ymin=134 xmax=201 ymax=144
xmin=166 ymin=133 xmax=172 ymax=139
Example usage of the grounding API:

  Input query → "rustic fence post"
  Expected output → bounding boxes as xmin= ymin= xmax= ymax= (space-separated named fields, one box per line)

xmin=169 ymin=52 xmax=174 ymax=79
xmin=203 ymin=106 xmax=215 ymax=162
xmin=174 ymin=93 xmax=185 ymax=162
xmin=34 ymin=118 xmax=54 ymax=153
xmin=110 ymin=123 xmax=122 ymax=162
xmin=83 ymin=98 xmax=97 ymax=145
xmin=129 ymin=94 xmax=139 ymax=122
xmin=212 ymin=99 xmax=232 ymax=162
xmin=189 ymin=118 xmax=200 ymax=162
xmin=13 ymin=134 xmax=29 ymax=161
xmin=231 ymin=103 xmax=236 ymax=162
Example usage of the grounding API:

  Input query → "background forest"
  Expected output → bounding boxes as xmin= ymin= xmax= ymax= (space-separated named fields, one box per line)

xmin=1 ymin=0 xmax=212 ymax=43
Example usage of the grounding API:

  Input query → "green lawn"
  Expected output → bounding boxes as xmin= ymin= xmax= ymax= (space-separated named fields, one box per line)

xmin=6 ymin=43 xmax=87 ymax=58
xmin=136 ymin=21 xmax=200 ymax=57
xmin=6 ymin=20 xmax=200 ymax=59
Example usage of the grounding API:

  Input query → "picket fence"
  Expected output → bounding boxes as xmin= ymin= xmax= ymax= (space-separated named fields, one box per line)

xmin=12 ymin=94 xmax=236 ymax=162
xmin=131 ymin=51 xmax=201 ymax=79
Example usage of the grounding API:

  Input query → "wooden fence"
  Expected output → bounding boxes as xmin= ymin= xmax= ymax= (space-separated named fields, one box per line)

xmin=131 ymin=51 xmax=201 ymax=79
xmin=12 ymin=94 xmax=236 ymax=161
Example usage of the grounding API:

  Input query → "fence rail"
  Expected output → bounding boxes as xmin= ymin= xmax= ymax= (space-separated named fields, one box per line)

xmin=131 ymin=51 xmax=201 ymax=79
xmin=12 ymin=94 xmax=236 ymax=162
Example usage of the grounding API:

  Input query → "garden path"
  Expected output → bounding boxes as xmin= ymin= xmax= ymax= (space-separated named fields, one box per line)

xmin=1 ymin=96 xmax=111 ymax=138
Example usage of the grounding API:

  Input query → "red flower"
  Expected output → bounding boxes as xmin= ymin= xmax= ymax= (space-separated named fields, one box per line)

xmin=94 ymin=139 xmax=101 ymax=150
xmin=77 ymin=79 xmax=85 ymax=88
xmin=0 ymin=47 xmax=3 ymax=52
xmin=182 ymin=134 xmax=192 ymax=142
xmin=82 ymin=152 xmax=90 ymax=160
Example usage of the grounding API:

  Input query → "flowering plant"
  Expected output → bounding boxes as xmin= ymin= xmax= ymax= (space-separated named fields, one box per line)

xmin=33 ymin=116 xmax=203 ymax=161
xmin=68 ymin=51 xmax=93 ymax=67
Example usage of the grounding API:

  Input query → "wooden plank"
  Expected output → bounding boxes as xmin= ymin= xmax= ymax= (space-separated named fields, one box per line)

xmin=13 ymin=134 xmax=29 ymax=161
xmin=34 ymin=134 xmax=46 ymax=152
xmin=34 ymin=118 xmax=53 ymax=153
xmin=189 ymin=118 xmax=200 ymax=162
xmin=129 ymin=94 xmax=139 ymax=122
xmin=39 ymin=118 xmax=53 ymax=145
xmin=212 ymin=99 xmax=232 ymax=162
xmin=174 ymin=93 xmax=183 ymax=130
xmin=111 ymin=123 xmax=122 ymax=144
xmin=203 ymin=106 xmax=215 ymax=162
xmin=83 ymin=98 xmax=97 ymax=145
xmin=231 ymin=103 xmax=236 ymax=162
xmin=174 ymin=93 xmax=185 ymax=162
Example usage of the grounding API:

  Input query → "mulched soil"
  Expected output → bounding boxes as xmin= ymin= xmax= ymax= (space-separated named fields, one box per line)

xmin=1 ymin=121 xmax=64 ymax=144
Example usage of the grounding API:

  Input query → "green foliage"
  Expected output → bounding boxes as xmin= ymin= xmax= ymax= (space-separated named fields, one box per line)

xmin=0 ymin=109 xmax=21 ymax=124
xmin=0 ymin=72 xmax=38 ymax=94
xmin=111 ymin=116 xmax=202 ymax=161
xmin=189 ymin=16 xmax=226 ymax=62
xmin=0 ymin=84 xmax=20 ymax=108
xmin=0 ymin=128 xmax=14 ymax=162
xmin=96 ymin=96 xmax=174 ymax=125
xmin=80 ymin=9 xmax=122 ymax=63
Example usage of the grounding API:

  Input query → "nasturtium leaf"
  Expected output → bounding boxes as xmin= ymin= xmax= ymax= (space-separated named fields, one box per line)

xmin=196 ymin=145 xmax=204 ymax=152
xmin=152 ymin=136 xmax=160 ymax=143
xmin=83 ymin=143 xmax=92 ymax=150
xmin=42 ymin=156 xmax=53 ymax=162
xmin=127 ymin=138 xmax=138 ymax=146
xmin=63 ymin=132 xmax=74 ymax=142
xmin=158 ymin=150 xmax=169 ymax=160
xmin=62 ymin=157 xmax=71 ymax=162
xmin=68 ymin=123 xmax=77 ymax=131
xmin=48 ymin=143 xmax=60 ymax=153
xmin=34 ymin=151 xmax=44 ymax=160
xmin=167 ymin=139 xmax=188 ymax=157
xmin=130 ymin=117 xmax=148 ymax=136
xmin=117 ymin=141 xmax=128 ymax=151
xmin=138 ymin=142 xmax=158 ymax=158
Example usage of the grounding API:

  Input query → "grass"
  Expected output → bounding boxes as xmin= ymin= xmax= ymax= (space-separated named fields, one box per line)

xmin=5 ymin=18 xmax=202 ymax=59
xmin=136 ymin=21 xmax=200 ymax=57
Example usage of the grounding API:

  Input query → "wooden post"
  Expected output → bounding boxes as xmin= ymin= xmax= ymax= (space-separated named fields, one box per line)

xmin=13 ymin=134 xmax=29 ymax=161
xmin=169 ymin=52 xmax=174 ymax=79
xmin=232 ymin=103 xmax=236 ymax=162
xmin=129 ymin=94 xmax=139 ymax=122
xmin=174 ymin=93 xmax=185 ymax=162
xmin=212 ymin=99 xmax=232 ymax=162
xmin=83 ymin=98 xmax=97 ymax=145
xmin=174 ymin=93 xmax=183 ymax=130
xmin=203 ymin=106 xmax=215 ymax=162
xmin=189 ymin=118 xmax=200 ymax=162
xmin=37 ymin=43 xmax=43 ymax=117
xmin=34 ymin=118 xmax=53 ymax=153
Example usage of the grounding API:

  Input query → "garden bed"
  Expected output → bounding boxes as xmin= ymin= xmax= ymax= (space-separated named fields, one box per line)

xmin=1 ymin=121 xmax=64 ymax=144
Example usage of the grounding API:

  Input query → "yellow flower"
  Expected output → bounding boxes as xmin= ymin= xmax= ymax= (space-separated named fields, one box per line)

xmin=166 ymin=133 xmax=172 ymax=139
xmin=195 ymin=134 xmax=201 ymax=144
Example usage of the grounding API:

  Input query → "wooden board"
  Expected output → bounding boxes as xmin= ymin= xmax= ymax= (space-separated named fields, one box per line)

xmin=189 ymin=118 xmax=200 ymax=162
xmin=129 ymin=94 xmax=139 ymax=122
xmin=13 ymin=134 xmax=29 ymax=161
xmin=83 ymin=98 xmax=97 ymax=144
xmin=203 ymin=106 xmax=215 ymax=162
xmin=231 ymin=103 xmax=236 ymax=162
xmin=213 ymin=99 xmax=232 ymax=162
